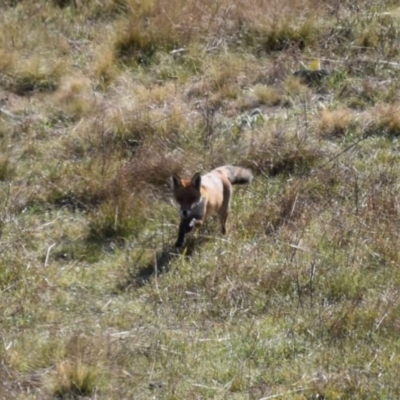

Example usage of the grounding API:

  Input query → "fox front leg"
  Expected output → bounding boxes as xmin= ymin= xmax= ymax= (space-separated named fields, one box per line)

xmin=175 ymin=218 xmax=197 ymax=247
xmin=175 ymin=224 xmax=186 ymax=247
xmin=174 ymin=217 xmax=205 ymax=247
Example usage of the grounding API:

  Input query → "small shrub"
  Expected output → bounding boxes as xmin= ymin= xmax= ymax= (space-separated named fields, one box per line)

xmin=203 ymin=56 xmax=248 ymax=105
xmin=54 ymin=76 xmax=93 ymax=119
xmin=253 ymin=84 xmax=283 ymax=106
xmin=318 ymin=108 xmax=356 ymax=139
xmin=245 ymin=129 xmax=322 ymax=177
xmin=121 ymin=143 xmax=183 ymax=191
xmin=45 ymin=360 xmax=99 ymax=398
xmin=246 ymin=19 xmax=319 ymax=53
xmin=93 ymin=45 xmax=119 ymax=88
xmin=87 ymin=195 xmax=147 ymax=242
xmin=113 ymin=17 xmax=181 ymax=65
xmin=2 ymin=58 xmax=65 ymax=95
xmin=372 ymin=104 xmax=400 ymax=137
xmin=107 ymin=107 xmax=173 ymax=153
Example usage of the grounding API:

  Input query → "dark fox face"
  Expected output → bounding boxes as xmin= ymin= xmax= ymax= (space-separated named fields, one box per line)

xmin=172 ymin=173 xmax=202 ymax=218
xmin=173 ymin=186 xmax=201 ymax=217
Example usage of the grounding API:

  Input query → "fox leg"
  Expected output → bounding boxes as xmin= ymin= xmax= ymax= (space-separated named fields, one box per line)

xmin=219 ymin=210 xmax=228 ymax=235
xmin=175 ymin=221 xmax=187 ymax=247
xmin=175 ymin=217 xmax=204 ymax=247
xmin=175 ymin=218 xmax=197 ymax=247
xmin=219 ymin=185 xmax=232 ymax=235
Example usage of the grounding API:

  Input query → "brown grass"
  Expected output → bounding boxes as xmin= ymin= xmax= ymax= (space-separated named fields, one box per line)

xmin=318 ymin=108 xmax=356 ymax=138
xmin=2 ymin=0 xmax=400 ymax=398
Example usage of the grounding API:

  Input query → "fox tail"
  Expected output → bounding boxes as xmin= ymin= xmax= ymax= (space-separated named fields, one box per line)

xmin=217 ymin=165 xmax=253 ymax=185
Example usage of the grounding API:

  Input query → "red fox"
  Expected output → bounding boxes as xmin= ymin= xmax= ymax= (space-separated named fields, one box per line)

xmin=172 ymin=165 xmax=253 ymax=247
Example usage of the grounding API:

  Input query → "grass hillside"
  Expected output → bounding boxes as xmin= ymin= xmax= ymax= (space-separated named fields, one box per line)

xmin=2 ymin=0 xmax=400 ymax=398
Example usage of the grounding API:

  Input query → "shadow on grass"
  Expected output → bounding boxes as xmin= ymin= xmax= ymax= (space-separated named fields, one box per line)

xmin=117 ymin=236 xmax=210 ymax=290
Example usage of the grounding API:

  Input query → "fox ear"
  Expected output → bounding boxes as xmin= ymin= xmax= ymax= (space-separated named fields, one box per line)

xmin=191 ymin=172 xmax=201 ymax=190
xmin=172 ymin=174 xmax=182 ymax=189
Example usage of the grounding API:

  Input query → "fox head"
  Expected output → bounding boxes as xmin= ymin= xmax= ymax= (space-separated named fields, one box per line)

xmin=172 ymin=172 xmax=202 ymax=218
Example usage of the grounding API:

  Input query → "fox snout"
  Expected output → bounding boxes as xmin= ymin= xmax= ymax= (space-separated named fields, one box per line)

xmin=180 ymin=209 xmax=190 ymax=218
xmin=180 ymin=209 xmax=189 ymax=218
xmin=179 ymin=206 xmax=200 ymax=219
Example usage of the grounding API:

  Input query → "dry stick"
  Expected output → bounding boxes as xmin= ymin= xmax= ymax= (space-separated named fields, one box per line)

xmin=0 ymin=108 xmax=19 ymax=120
xmin=0 ymin=283 xmax=17 ymax=294
xmin=44 ymin=243 xmax=57 ymax=267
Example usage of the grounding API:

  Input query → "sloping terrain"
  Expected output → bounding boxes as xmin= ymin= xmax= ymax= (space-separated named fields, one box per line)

xmin=1 ymin=0 xmax=400 ymax=398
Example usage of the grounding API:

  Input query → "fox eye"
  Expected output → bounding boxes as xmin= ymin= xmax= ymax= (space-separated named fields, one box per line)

xmin=176 ymin=195 xmax=198 ymax=207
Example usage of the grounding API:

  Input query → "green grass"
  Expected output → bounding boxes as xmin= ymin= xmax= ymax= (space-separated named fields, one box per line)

xmin=2 ymin=0 xmax=400 ymax=398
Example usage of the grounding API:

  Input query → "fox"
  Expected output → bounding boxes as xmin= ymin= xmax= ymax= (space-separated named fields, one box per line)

xmin=172 ymin=165 xmax=253 ymax=247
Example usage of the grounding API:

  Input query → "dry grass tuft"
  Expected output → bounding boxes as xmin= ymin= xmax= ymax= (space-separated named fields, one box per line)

xmin=253 ymin=84 xmax=284 ymax=107
xmin=93 ymin=45 xmax=120 ymax=88
xmin=87 ymin=194 xmax=147 ymax=241
xmin=45 ymin=360 xmax=100 ymax=398
xmin=121 ymin=144 xmax=184 ymax=190
xmin=370 ymin=104 xmax=400 ymax=136
xmin=318 ymin=108 xmax=357 ymax=138
xmin=246 ymin=18 xmax=320 ymax=53
xmin=112 ymin=3 xmax=191 ymax=66
xmin=54 ymin=76 xmax=94 ymax=119
xmin=3 ymin=57 xmax=66 ymax=95
xmin=245 ymin=128 xmax=323 ymax=176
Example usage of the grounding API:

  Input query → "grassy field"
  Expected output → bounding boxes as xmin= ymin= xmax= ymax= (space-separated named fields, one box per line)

xmin=2 ymin=0 xmax=400 ymax=398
